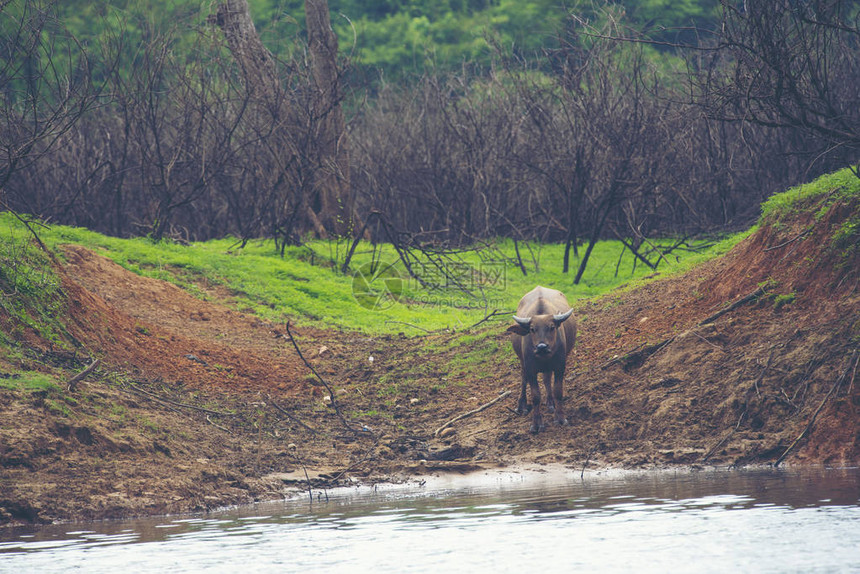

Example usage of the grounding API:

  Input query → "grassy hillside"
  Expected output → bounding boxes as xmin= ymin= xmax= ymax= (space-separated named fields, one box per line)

xmin=1 ymin=216 xmax=746 ymax=335
xmin=760 ymin=168 xmax=860 ymax=260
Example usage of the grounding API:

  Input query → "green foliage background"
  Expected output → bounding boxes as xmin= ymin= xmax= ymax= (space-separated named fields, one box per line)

xmin=50 ymin=0 xmax=721 ymax=80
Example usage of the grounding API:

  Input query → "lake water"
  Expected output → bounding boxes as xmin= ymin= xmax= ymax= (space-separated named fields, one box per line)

xmin=2 ymin=466 xmax=859 ymax=573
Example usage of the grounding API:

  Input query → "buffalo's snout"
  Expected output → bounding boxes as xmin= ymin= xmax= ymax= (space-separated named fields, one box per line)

xmin=535 ymin=342 xmax=550 ymax=355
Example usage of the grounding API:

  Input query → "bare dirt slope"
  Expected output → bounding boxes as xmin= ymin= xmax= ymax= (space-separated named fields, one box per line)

xmin=1 ymin=194 xmax=858 ymax=525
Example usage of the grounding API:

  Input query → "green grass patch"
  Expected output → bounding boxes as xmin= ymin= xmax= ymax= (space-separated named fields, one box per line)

xmin=0 ymin=371 xmax=63 ymax=393
xmin=448 ymin=336 xmax=504 ymax=380
xmin=137 ymin=415 xmax=161 ymax=433
xmin=760 ymin=168 xmax=860 ymax=225
xmin=772 ymin=292 xmax=796 ymax=310
xmin=760 ymin=167 xmax=860 ymax=264
xmin=1 ymin=211 xmax=747 ymax=335
xmin=0 ymin=219 xmax=67 ymax=346
xmin=833 ymin=217 xmax=860 ymax=265
xmin=0 ymin=370 xmax=77 ymax=417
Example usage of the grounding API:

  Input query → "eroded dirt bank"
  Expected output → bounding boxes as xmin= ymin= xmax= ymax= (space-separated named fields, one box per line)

xmin=1 ymin=195 xmax=858 ymax=525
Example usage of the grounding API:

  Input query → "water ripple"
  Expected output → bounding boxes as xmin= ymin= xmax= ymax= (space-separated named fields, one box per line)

xmin=1 ymin=467 xmax=859 ymax=573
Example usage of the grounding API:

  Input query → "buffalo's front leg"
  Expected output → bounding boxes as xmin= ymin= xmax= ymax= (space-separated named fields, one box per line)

xmin=552 ymin=367 xmax=568 ymax=426
xmin=516 ymin=367 xmax=532 ymax=415
xmin=529 ymin=376 xmax=544 ymax=433
xmin=543 ymin=372 xmax=555 ymax=414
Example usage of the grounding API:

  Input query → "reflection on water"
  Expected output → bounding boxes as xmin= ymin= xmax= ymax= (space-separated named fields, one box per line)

xmin=2 ymin=467 xmax=860 ymax=573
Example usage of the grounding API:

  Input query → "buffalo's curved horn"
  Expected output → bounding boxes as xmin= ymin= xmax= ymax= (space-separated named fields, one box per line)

xmin=513 ymin=315 xmax=531 ymax=328
xmin=553 ymin=308 xmax=574 ymax=323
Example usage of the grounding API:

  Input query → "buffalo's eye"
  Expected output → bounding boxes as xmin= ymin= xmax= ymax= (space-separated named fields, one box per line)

xmin=530 ymin=327 xmax=536 ymax=333
xmin=550 ymin=325 xmax=556 ymax=331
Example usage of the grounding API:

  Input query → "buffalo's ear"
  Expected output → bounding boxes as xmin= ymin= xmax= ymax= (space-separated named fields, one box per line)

xmin=506 ymin=324 xmax=529 ymax=336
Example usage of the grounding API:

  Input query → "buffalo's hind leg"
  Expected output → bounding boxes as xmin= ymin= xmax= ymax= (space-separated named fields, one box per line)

xmin=552 ymin=367 xmax=568 ymax=426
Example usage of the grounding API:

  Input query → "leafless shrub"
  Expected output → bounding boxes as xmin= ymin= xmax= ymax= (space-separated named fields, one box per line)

xmin=0 ymin=0 xmax=108 ymax=208
xmin=695 ymin=0 xmax=860 ymax=176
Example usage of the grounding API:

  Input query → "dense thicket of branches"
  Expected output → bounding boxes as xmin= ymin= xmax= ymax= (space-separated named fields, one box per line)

xmin=3 ymin=0 xmax=356 ymax=246
xmin=2 ymin=1 xmax=858 ymax=272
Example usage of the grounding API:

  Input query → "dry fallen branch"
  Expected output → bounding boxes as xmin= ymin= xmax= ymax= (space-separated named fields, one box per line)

xmin=848 ymin=354 xmax=859 ymax=396
xmin=129 ymin=383 xmax=235 ymax=417
xmin=329 ymin=435 xmax=383 ymax=483
xmin=268 ymin=395 xmax=320 ymax=436
xmin=581 ymin=443 xmax=600 ymax=479
xmin=775 ymin=349 xmax=858 ymax=467
xmin=67 ymin=358 xmax=101 ymax=392
xmin=763 ymin=227 xmax=813 ymax=252
xmin=465 ymin=309 xmax=511 ymax=331
xmin=434 ymin=391 xmax=511 ymax=437
xmin=206 ymin=415 xmax=232 ymax=433
xmin=596 ymin=343 xmax=645 ymax=371
xmin=699 ymin=286 xmax=766 ymax=326
xmin=600 ymin=338 xmax=675 ymax=372
xmin=283 ymin=321 xmax=374 ymax=439
xmin=286 ymin=444 xmax=315 ymax=503
xmin=125 ymin=387 xmax=185 ymax=415
xmin=690 ymin=329 xmax=726 ymax=353
xmin=752 ymin=349 xmax=775 ymax=399
xmin=0 ymin=200 xmax=58 ymax=263
xmin=764 ymin=187 xmax=841 ymax=254
xmin=384 ymin=320 xmax=433 ymax=333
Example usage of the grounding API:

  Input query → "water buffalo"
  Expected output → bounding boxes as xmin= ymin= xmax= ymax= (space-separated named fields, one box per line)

xmin=506 ymin=286 xmax=577 ymax=433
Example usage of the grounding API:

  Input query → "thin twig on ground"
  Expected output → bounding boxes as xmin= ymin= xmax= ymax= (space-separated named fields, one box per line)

xmin=283 ymin=321 xmax=374 ymax=439
xmin=206 ymin=415 xmax=231 ymax=433
xmin=67 ymin=358 xmax=101 ymax=392
xmin=763 ymin=228 xmax=813 ymax=252
xmin=0 ymin=200 xmax=58 ymax=262
xmin=383 ymin=320 xmax=433 ymax=333
xmin=129 ymin=383 xmax=235 ymax=417
xmin=599 ymin=338 xmax=675 ymax=372
xmin=287 ymin=445 xmax=314 ymax=503
xmin=433 ymin=391 xmax=511 ymax=437
xmin=597 ymin=343 xmax=646 ymax=371
xmin=581 ymin=443 xmax=599 ymax=479
xmin=267 ymin=395 xmax=320 ymax=435
xmin=691 ymin=329 xmax=726 ymax=352
xmin=702 ymin=393 xmax=755 ymax=463
xmin=698 ymin=286 xmax=765 ymax=326
xmin=763 ymin=187 xmax=842 ymax=254
xmin=466 ymin=309 xmax=513 ymax=331
xmin=753 ymin=349 xmax=775 ymax=398
xmin=125 ymin=387 xmax=185 ymax=416
xmin=329 ymin=435 xmax=383 ymax=483
xmin=847 ymin=353 xmax=858 ymax=396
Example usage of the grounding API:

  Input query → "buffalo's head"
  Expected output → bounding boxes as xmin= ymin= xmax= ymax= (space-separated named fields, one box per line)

xmin=506 ymin=308 xmax=573 ymax=357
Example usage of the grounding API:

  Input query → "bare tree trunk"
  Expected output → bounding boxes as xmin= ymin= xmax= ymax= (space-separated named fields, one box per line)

xmin=209 ymin=0 xmax=278 ymax=104
xmin=305 ymin=0 xmax=351 ymax=235
xmin=574 ymin=190 xmax=616 ymax=285
xmin=210 ymin=0 xmax=351 ymax=238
